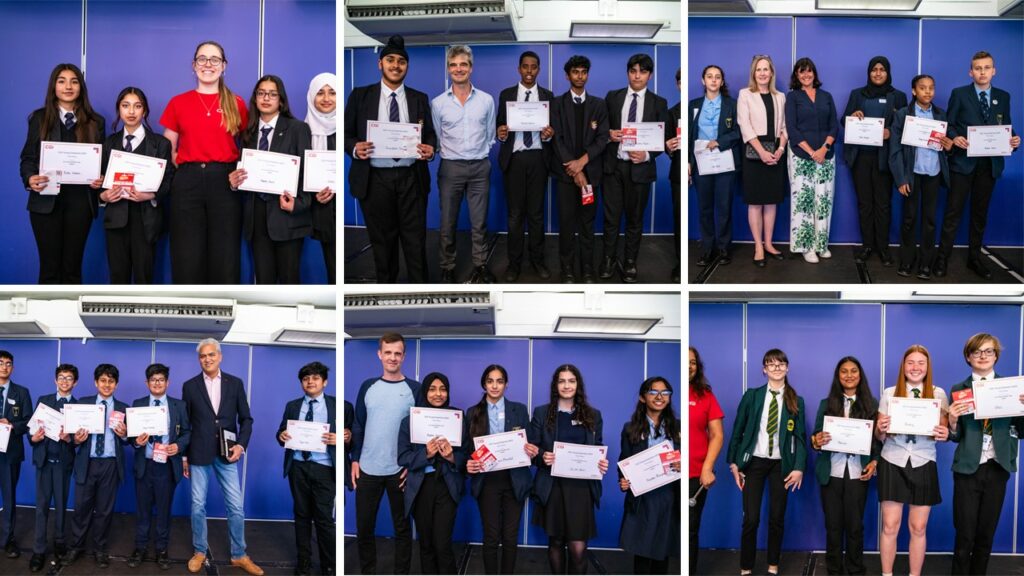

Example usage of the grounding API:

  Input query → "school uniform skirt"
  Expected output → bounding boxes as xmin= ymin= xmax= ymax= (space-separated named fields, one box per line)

xmin=878 ymin=457 xmax=941 ymax=506
xmin=619 ymin=480 xmax=681 ymax=560
xmin=533 ymin=477 xmax=596 ymax=540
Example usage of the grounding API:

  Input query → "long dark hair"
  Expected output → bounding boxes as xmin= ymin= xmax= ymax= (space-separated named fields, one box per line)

xmin=908 ymin=74 xmax=935 ymax=107
xmin=702 ymin=64 xmax=729 ymax=98
xmin=244 ymin=74 xmax=294 ymax=147
xmin=37 ymin=63 xmax=101 ymax=143
xmin=111 ymin=87 xmax=152 ymax=132
xmin=545 ymin=364 xmax=596 ymax=432
xmin=789 ymin=57 xmax=822 ymax=90
xmin=469 ymin=364 xmax=508 ymax=439
xmin=689 ymin=346 xmax=711 ymax=397
xmin=626 ymin=377 xmax=680 ymax=445
xmin=824 ymin=356 xmax=876 ymax=420
xmin=763 ymin=349 xmax=799 ymax=415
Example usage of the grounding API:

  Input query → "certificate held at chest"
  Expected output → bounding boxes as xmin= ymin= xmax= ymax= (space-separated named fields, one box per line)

xmin=102 ymin=150 xmax=167 ymax=192
xmin=367 ymin=121 xmax=421 ymax=159
xmin=821 ymin=416 xmax=874 ymax=456
xmin=551 ymin=442 xmax=607 ymax=480
xmin=409 ymin=407 xmax=463 ymax=446
xmin=844 ymin=116 xmax=884 ymax=147
xmin=40 ymin=141 xmax=102 ymax=185
xmin=617 ymin=440 xmax=680 ymax=497
xmin=887 ymin=397 xmax=941 ymax=436
xmin=900 ymin=115 xmax=947 ymax=151
xmin=238 ymin=149 xmax=301 ymax=196
xmin=472 ymin=430 xmax=531 ymax=471
xmin=967 ymin=125 xmax=1013 ymax=157
xmin=506 ymin=101 xmax=549 ymax=131
xmin=972 ymin=376 xmax=1024 ymax=419
xmin=620 ymin=122 xmax=665 ymax=152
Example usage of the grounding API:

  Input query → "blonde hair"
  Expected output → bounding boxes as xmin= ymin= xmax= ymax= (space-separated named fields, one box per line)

xmin=747 ymin=55 xmax=779 ymax=95
xmin=195 ymin=41 xmax=242 ymax=136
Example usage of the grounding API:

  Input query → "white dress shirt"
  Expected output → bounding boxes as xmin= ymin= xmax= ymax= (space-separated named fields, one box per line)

xmin=753 ymin=384 xmax=785 ymax=460
xmin=879 ymin=386 xmax=948 ymax=468
xmin=829 ymin=394 xmax=864 ymax=479
xmin=617 ymin=87 xmax=648 ymax=162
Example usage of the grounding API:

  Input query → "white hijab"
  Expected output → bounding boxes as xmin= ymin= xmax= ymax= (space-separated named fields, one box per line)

xmin=305 ymin=72 xmax=337 ymax=151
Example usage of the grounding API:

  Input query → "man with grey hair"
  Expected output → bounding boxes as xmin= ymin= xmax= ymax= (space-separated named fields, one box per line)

xmin=431 ymin=45 xmax=497 ymax=283
xmin=181 ymin=339 xmax=262 ymax=575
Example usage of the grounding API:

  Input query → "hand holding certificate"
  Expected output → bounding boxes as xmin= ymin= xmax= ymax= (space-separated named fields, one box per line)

xmin=126 ymin=406 xmax=169 ymax=437
xmin=967 ymin=125 xmax=1013 ymax=157
xmin=551 ymin=442 xmax=607 ymax=480
xmin=472 ymin=430 xmax=531 ymax=471
xmin=284 ymin=420 xmax=331 ymax=453
xmin=367 ymin=121 xmax=421 ymax=159
xmin=900 ymin=115 xmax=947 ymax=151
xmin=887 ymin=397 xmax=942 ymax=436
xmin=620 ymin=122 xmax=666 ymax=152
xmin=820 ymin=416 xmax=874 ymax=456
xmin=617 ymin=440 xmax=680 ymax=496
xmin=102 ymin=150 xmax=167 ymax=192
xmin=0 ymin=423 xmax=10 ymax=453
xmin=693 ymin=139 xmax=735 ymax=175
xmin=409 ymin=407 xmax=463 ymax=447
xmin=506 ymin=101 xmax=549 ymax=131
xmin=844 ymin=116 xmax=885 ymax=147
xmin=40 ymin=141 xmax=102 ymax=184
xmin=972 ymin=376 xmax=1024 ymax=419
xmin=238 ymin=149 xmax=301 ymax=196
xmin=28 ymin=403 xmax=65 ymax=442
xmin=303 ymin=150 xmax=336 ymax=192
xmin=64 ymin=403 xmax=105 ymax=435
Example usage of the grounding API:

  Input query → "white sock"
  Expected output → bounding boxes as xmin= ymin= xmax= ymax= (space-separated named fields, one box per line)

xmin=881 ymin=573 xmax=893 ymax=576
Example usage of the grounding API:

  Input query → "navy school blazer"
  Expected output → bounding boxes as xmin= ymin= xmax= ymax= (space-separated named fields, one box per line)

xmin=549 ymin=91 xmax=610 ymax=187
xmin=240 ymin=116 xmax=313 ymax=242
xmin=127 ymin=395 xmax=191 ymax=484
xmin=397 ymin=407 xmax=468 ymax=517
xmin=343 ymin=400 xmax=354 ymax=490
xmin=687 ymin=94 xmax=742 ymax=173
xmin=464 ymin=399 xmax=534 ymax=502
xmin=618 ymin=423 xmax=681 ymax=514
xmin=496 ymin=84 xmax=555 ymax=172
xmin=841 ymin=87 xmax=908 ymax=171
xmin=72 ymin=395 xmax=130 ymax=484
xmin=889 ymin=103 xmax=951 ymax=190
xmin=30 ymin=393 xmax=77 ymax=470
xmin=946 ymin=84 xmax=1017 ymax=178
xmin=0 ymin=381 xmax=33 ymax=464
xmin=277 ymin=394 xmax=337 ymax=478
xmin=181 ymin=371 xmax=253 ymax=467
xmin=528 ymin=404 xmax=604 ymax=508
xmin=20 ymin=108 xmax=106 ymax=216
xmin=603 ymin=87 xmax=669 ymax=183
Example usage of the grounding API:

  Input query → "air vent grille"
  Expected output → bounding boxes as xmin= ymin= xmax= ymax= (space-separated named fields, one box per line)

xmin=80 ymin=302 xmax=234 ymax=318
xmin=348 ymin=1 xmax=505 ymax=18
xmin=345 ymin=292 xmax=491 ymax=308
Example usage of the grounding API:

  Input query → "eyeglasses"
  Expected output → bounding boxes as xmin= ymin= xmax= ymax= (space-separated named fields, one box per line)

xmin=256 ymin=90 xmax=279 ymax=100
xmin=646 ymin=390 xmax=673 ymax=399
xmin=56 ymin=376 xmax=75 ymax=383
xmin=195 ymin=56 xmax=223 ymax=67
xmin=764 ymin=363 xmax=788 ymax=371
xmin=148 ymin=378 xmax=168 ymax=385
xmin=0 ymin=361 xmax=12 ymax=368
xmin=970 ymin=348 xmax=997 ymax=359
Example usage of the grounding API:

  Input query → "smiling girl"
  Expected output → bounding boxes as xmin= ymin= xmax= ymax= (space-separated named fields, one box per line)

xmin=305 ymin=73 xmax=337 ymax=283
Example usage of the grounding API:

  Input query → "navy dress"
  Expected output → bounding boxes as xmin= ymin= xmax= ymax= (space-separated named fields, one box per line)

xmin=532 ymin=409 xmax=599 ymax=540
xmin=618 ymin=425 xmax=681 ymax=561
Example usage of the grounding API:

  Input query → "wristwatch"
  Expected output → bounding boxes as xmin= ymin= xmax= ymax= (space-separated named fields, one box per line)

xmin=824 ymin=142 xmax=833 ymax=151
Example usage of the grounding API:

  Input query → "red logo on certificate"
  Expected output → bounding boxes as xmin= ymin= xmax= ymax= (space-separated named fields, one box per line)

xmin=581 ymin=184 xmax=594 ymax=206
xmin=659 ymin=450 xmax=681 ymax=474
xmin=471 ymin=445 xmax=498 ymax=472
xmin=621 ymin=127 xmax=638 ymax=147
xmin=952 ymin=388 xmax=976 ymax=415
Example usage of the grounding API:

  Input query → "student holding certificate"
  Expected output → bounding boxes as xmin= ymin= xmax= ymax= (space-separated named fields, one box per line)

xmin=464 ymin=364 xmax=537 ymax=574
xmin=397 ymin=372 xmax=466 ymax=574
xmin=20 ymin=63 xmax=105 ymax=284
xmin=229 ymin=75 xmax=312 ymax=284
xmin=841 ymin=56 xmax=908 ymax=267
xmin=890 ymin=75 xmax=953 ymax=280
xmin=938 ymin=51 xmax=1020 ymax=280
xmin=688 ymin=65 xmax=741 ymax=268
xmin=160 ymin=41 xmax=248 ymax=284
xmin=688 ymin=347 xmax=723 ymax=575
xmin=947 ymin=333 xmax=1024 ymax=575
xmin=305 ymin=73 xmax=337 ymax=284
xmin=0 ymin=351 xmax=31 ymax=561
xmin=91 ymin=87 xmax=174 ymax=284
xmin=529 ymin=364 xmax=607 ymax=575
xmin=874 ymin=345 xmax=949 ymax=576
xmin=618 ymin=377 xmax=681 ymax=574
xmin=809 ymin=356 xmax=880 ymax=575
xmin=667 ymin=69 xmax=682 ymax=283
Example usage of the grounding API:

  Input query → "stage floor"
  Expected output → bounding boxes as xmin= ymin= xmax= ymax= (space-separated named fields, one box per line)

xmin=693 ymin=548 xmax=1024 ymax=575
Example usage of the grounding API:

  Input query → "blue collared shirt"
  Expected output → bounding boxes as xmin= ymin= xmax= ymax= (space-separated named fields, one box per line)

xmin=146 ymin=395 xmax=170 ymax=460
xmin=92 ymin=396 xmax=118 ymax=459
xmin=646 ymin=415 xmax=667 ymax=449
xmin=697 ymin=95 xmax=721 ymax=141
xmin=431 ymin=85 xmax=496 ymax=160
xmin=487 ymin=396 xmax=506 ymax=436
xmin=912 ymin=103 xmax=940 ymax=177
xmin=299 ymin=393 xmax=332 ymax=467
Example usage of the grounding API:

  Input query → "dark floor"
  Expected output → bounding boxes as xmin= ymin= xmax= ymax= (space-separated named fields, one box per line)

xmin=692 ymin=548 xmax=1024 ymax=575
xmin=343 ymin=535 xmax=681 ymax=575
xmin=345 ymin=227 xmax=680 ymax=284
xmin=688 ymin=241 xmax=1024 ymax=284
xmin=0 ymin=506 xmax=330 ymax=575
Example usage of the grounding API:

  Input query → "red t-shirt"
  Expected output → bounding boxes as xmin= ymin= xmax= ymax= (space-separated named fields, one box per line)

xmin=160 ymin=90 xmax=249 ymax=163
xmin=689 ymin=386 xmax=725 ymax=478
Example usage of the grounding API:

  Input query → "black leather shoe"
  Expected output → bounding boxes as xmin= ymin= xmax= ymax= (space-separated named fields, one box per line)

xmin=967 ymin=259 xmax=993 ymax=280
xmin=128 ymin=548 xmax=145 ymax=568
xmin=696 ymin=251 xmax=712 ymax=267
xmin=60 ymin=548 xmax=83 ymax=566
xmin=854 ymin=246 xmax=872 ymax=264
xmin=622 ymin=259 xmax=638 ymax=283
xmin=440 ymin=268 xmax=455 ymax=283
xmin=753 ymin=256 xmax=766 ymax=268
xmin=916 ymin=265 xmax=932 ymax=280
xmin=933 ymin=256 xmax=948 ymax=277
xmin=504 ymin=264 xmax=520 ymax=283
xmin=95 ymin=552 xmax=110 ymax=568
xmin=30 ymin=553 xmax=45 ymax=572
xmin=295 ymin=559 xmax=313 ymax=576
xmin=879 ymin=249 xmax=895 ymax=267
xmin=897 ymin=263 xmax=912 ymax=277
xmin=765 ymin=248 xmax=785 ymax=261
xmin=717 ymin=250 xmax=731 ymax=265
xmin=156 ymin=550 xmax=170 ymax=571
xmin=581 ymin=266 xmax=595 ymax=284
xmin=598 ymin=256 xmax=617 ymax=279
xmin=670 ymin=265 xmax=681 ymax=283
xmin=560 ymin=266 xmax=576 ymax=283
xmin=532 ymin=261 xmax=551 ymax=280
xmin=474 ymin=265 xmax=496 ymax=284
xmin=5 ymin=542 xmax=19 ymax=558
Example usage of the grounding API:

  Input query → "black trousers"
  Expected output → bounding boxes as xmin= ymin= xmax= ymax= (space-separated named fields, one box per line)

xmin=821 ymin=467 xmax=868 ymax=575
xmin=899 ymin=172 xmax=941 ymax=268
xmin=412 ymin=471 xmax=458 ymax=574
xmin=320 ymin=239 xmax=336 ymax=284
xmin=355 ymin=470 xmax=412 ymax=574
xmin=106 ymin=202 xmax=155 ymax=284
xmin=693 ymin=172 xmax=733 ymax=254
xmin=251 ymin=198 xmax=303 ymax=284
xmin=0 ymin=455 xmax=21 ymax=546
xmin=689 ymin=477 xmax=708 ymax=575
xmin=134 ymin=459 xmax=175 ymax=550
xmin=360 ymin=166 xmax=427 ymax=283
xmin=556 ymin=180 xmax=597 ymax=271
xmin=740 ymin=457 xmax=787 ymax=571
xmin=478 ymin=469 xmax=523 ymax=575
xmin=169 ymin=162 xmax=241 ymax=284
xmin=34 ymin=461 xmax=72 ymax=554
xmin=289 ymin=461 xmax=336 ymax=569
xmin=939 ymin=159 xmax=996 ymax=262
xmin=672 ymin=178 xmax=681 ymax=265
xmin=69 ymin=458 xmax=118 ymax=552
xmin=602 ymin=160 xmax=651 ymax=262
xmin=851 ymin=153 xmax=893 ymax=252
xmin=952 ymin=461 xmax=1010 ymax=575
xmin=29 ymin=185 xmax=93 ymax=284
xmin=504 ymin=149 xmax=546 ymax=267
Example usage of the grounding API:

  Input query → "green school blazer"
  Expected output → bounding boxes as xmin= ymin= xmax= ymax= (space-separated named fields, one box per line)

xmin=812 ymin=397 xmax=882 ymax=486
xmin=949 ymin=374 xmax=1024 ymax=475
xmin=727 ymin=384 xmax=807 ymax=476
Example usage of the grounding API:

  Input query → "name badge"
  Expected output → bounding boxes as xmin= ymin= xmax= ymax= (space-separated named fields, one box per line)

xmin=693 ymin=109 xmax=699 ymax=120
xmin=878 ymin=98 xmax=886 ymax=103
xmin=982 ymin=433 xmax=993 ymax=452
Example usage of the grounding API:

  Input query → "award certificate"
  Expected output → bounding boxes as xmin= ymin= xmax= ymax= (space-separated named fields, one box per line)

xmin=366 ymin=121 xmax=421 ymax=159
xmin=900 ymin=116 xmax=947 ymax=151
xmin=238 ymin=149 xmax=301 ymax=196
xmin=972 ymin=376 xmax=1024 ymax=419
xmin=844 ymin=116 xmax=885 ymax=147
xmin=64 ymin=403 xmax=105 ymax=435
xmin=967 ymin=125 xmax=1013 ymax=157
xmin=0 ymin=423 xmax=10 ymax=453
xmin=284 ymin=420 xmax=331 ymax=453
xmin=303 ymin=150 xmax=336 ymax=192
xmin=551 ymin=442 xmax=607 ymax=480
xmin=102 ymin=150 xmax=167 ymax=192
xmin=617 ymin=439 xmax=680 ymax=497
xmin=821 ymin=416 xmax=874 ymax=456
xmin=126 ymin=406 xmax=169 ymax=437
xmin=472 ymin=430 xmax=531 ymax=471
xmin=887 ymin=397 xmax=941 ymax=436
xmin=409 ymin=407 xmax=463 ymax=447
xmin=40 ymin=141 xmax=101 ymax=184
xmin=506 ymin=101 xmax=549 ymax=131
xmin=620 ymin=122 xmax=666 ymax=152
xmin=693 ymin=139 xmax=735 ymax=175
xmin=28 ymin=402 xmax=65 ymax=442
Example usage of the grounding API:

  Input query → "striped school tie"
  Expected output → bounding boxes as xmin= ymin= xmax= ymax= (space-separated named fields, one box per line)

xmin=767 ymin=390 xmax=779 ymax=457
xmin=908 ymin=388 xmax=921 ymax=443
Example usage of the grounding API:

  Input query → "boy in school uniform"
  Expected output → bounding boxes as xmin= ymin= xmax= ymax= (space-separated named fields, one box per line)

xmin=0 ymin=350 xmax=33 ymax=560
xmin=127 ymin=363 xmax=191 ymax=571
xmin=61 ymin=364 xmax=129 ymax=569
xmin=277 ymin=361 xmax=337 ymax=576
xmin=27 ymin=364 xmax=79 ymax=572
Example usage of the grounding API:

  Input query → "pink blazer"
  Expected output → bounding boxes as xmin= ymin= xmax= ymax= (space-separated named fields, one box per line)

xmin=737 ymin=87 xmax=787 ymax=144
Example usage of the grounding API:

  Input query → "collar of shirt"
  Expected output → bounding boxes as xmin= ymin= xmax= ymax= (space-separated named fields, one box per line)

xmin=203 ymin=371 xmax=222 ymax=386
xmin=149 ymin=394 xmax=166 ymax=404
xmin=305 ymin=392 xmax=324 ymax=403
xmin=973 ymin=84 xmax=992 ymax=98
xmin=124 ymin=125 xmax=146 ymax=148
xmin=381 ymin=81 xmax=406 ymax=100
xmin=704 ymin=94 xmax=721 ymax=105
xmin=58 ymin=105 xmax=75 ymax=121
xmin=569 ymin=90 xmax=587 ymax=103
xmin=446 ymin=84 xmax=477 ymax=101
xmin=646 ymin=414 xmax=665 ymax=437
xmin=844 ymin=394 xmax=856 ymax=403
xmin=259 ymin=114 xmax=279 ymax=133
xmin=56 ymin=393 xmax=71 ymax=401
xmin=971 ymin=371 xmax=994 ymax=382
xmin=627 ymin=87 xmax=648 ymax=101
xmin=766 ymin=383 xmax=786 ymax=395
xmin=914 ymin=102 xmax=933 ymax=116
xmin=96 ymin=395 xmax=112 ymax=404
xmin=518 ymin=83 xmax=539 ymax=100
xmin=488 ymin=396 xmax=505 ymax=413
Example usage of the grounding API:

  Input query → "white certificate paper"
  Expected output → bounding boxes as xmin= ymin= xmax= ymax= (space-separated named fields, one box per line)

xmin=900 ymin=115 xmax=947 ymax=151
xmin=973 ymin=376 xmax=1024 ymax=419
xmin=285 ymin=420 xmax=331 ymax=453
xmin=303 ymin=150 xmax=336 ymax=192
xmin=102 ymin=150 xmax=167 ymax=192
xmin=887 ymin=397 xmax=942 ymax=436
xmin=821 ymin=416 xmax=874 ymax=456
xmin=64 ymin=403 xmax=105 ymax=435
xmin=472 ymin=430 xmax=531 ymax=471
xmin=551 ymin=442 xmax=607 ymax=480
xmin=506 ymin=101 xmax=549 ymax=131
xmin=366 ymin=121 xmax=421 ymax=159
xmin=126 ymin=406 xmax=168 ymax=437
xmin=967 ymin=125 xmax=1013 ymax=157
xmin=40 ymin=141 xmax=102 ymax=184
xmin=409 ymin=407 xmax=463 ymax=447
xmin=617 ymin=439 xmax=680 ymax=497
xmin=621 ymin=122 xmax=666 ymax=152
xmin=28 ymin=403 xmax=65 ymax=442
xmin=238 ymin=149 xmax=301 ymax=196
xmin=0 ymin=423 xmax=10 ymax=453
xmin=693 ymin=139 xmax=735 ymax=175
xmin=844 ymin=116 xmax=885 ymax=147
